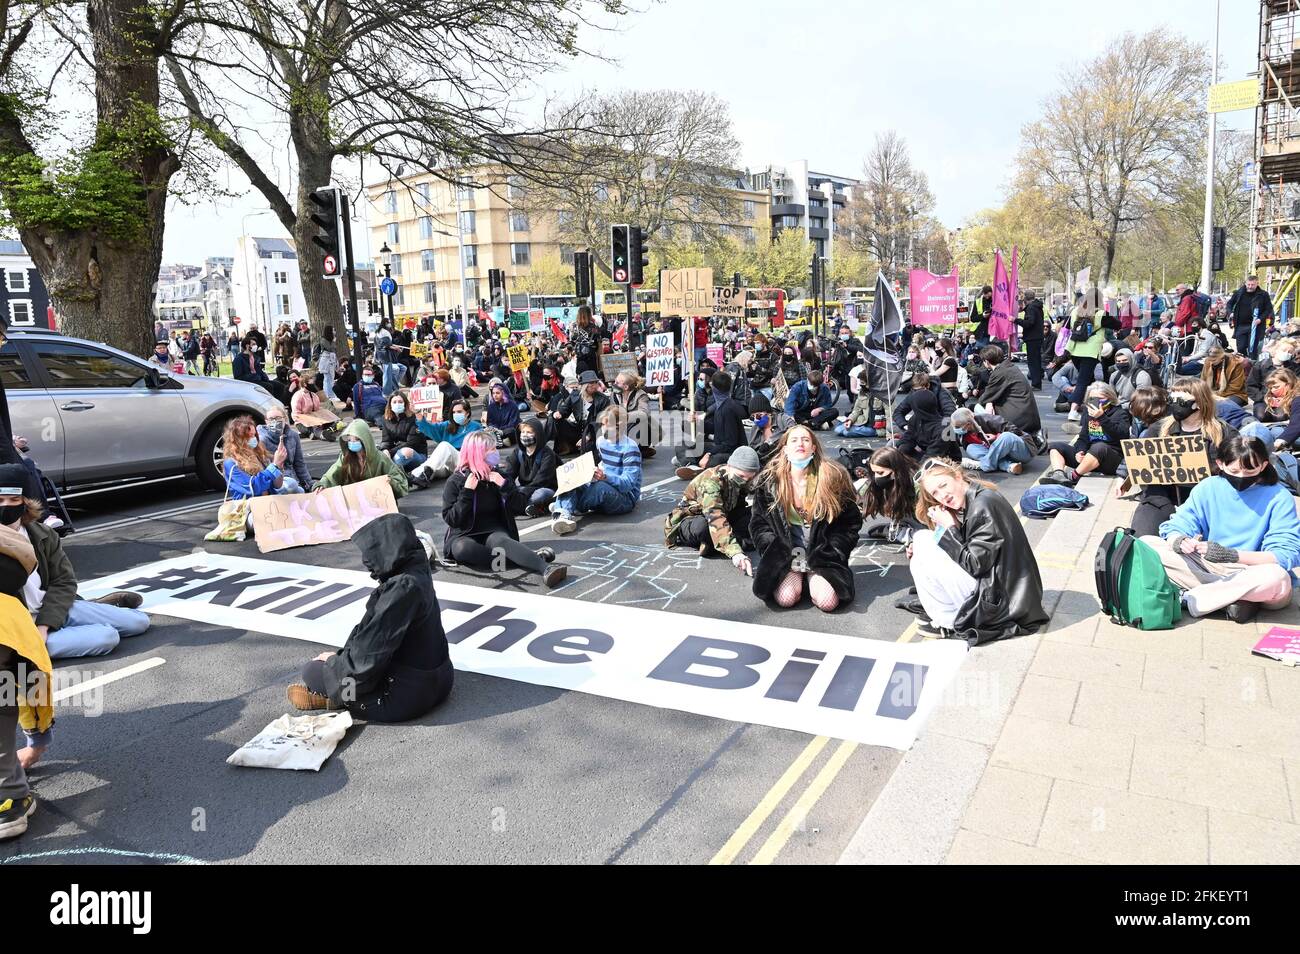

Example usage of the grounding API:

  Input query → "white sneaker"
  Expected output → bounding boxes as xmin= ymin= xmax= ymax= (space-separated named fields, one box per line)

xmin=959 ymin=457 xmax=983 ymax=471
xmin=1066 ymin=409 xmax=1080 ymax=422
xmin=551 ymin=514 xmax=577 ymax=535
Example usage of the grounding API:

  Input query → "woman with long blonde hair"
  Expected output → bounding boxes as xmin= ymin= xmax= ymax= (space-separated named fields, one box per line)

xmin=1255 ymin=368 xmax=1300 ymax=450
xmin=221 ymin=415 xmax=288 ymax=499
xmin=904 ymin=458 xmax=1047 ymax=642
xmin=1200 ymin=344 xmax=1248 ymax=405
xmin=749 ymin=425 xmax=861 ymax=612
xmin=1131 ymin=375 xmax=1238 ymax=537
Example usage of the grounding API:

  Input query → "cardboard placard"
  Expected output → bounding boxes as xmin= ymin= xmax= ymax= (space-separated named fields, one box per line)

xmin=662 ymin=268 xmax=714 ymax=317
xmin=714 ymin=286 xmax=745 ymax=320
xmin=409 ymin=385 xmax=442 ymax=420
xmin=409 ymin=341 xmax=430 ymax=359
xmin=506 ymin=344 xmax=530 ymax=372
xmin=248 ymin=476 xmax=398 ymax=553
xmin=1120 ymin=435 xmax=1212 ymax=487
xmin=294 ymin=406 xmax=339 ymax=428
xmin=555 ymin=451 xmax=598 ymax=495
xmin=645 ymin=332 xmax=676 ymax=387
xmin=602 ymin=352 xmax=638 ymax=383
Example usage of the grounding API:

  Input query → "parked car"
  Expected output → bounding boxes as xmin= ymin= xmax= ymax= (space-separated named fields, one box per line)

xmin=1 ymin=329 xmax=282 ymax=491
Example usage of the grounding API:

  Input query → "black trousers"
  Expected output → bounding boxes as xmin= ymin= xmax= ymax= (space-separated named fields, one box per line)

xmin=1024 ymin=340 xmax=1044 ymax=387
xmin=674 ymin=508 xmax=751 ymax=553
xmin=301 ymin=657 xmax=454 ymax=723
xmin=1132 ymin=495 xmax=1177 ymax=538
xmin=1070 ymin=357 xmax=1099 ymax=405
xmin=449 ymin=530 xmax=548 ymax=575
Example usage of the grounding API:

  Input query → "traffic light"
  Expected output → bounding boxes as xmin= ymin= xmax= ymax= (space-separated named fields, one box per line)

xmin=628 ymin=226 xmax=649 ymax=287
xmin=308 ymin=186 xmax=344 ymax=280
xmin=610 ymin=224 xmax=630 ymax=284
xmin=1211 ymin=226 xmax=1226 ymax=272
xmin=810 ymin=253 xmax=822 ymax=296
xmin=574 ymin=251 xmax=592 ymax=298
xmin=487 ymin=268 xmax=505 ymax=307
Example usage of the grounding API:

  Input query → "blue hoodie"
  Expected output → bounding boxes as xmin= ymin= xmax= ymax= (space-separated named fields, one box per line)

xmin=1160 ymin=475 xmax=1300 ymax=571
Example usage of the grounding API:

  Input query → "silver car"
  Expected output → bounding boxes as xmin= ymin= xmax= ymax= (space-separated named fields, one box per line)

xmin=2 ymin=329 xmax=283 ymax=491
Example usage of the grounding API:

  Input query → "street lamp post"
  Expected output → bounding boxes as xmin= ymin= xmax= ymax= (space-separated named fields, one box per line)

xmin=1199 ymin=0 xmax=1221 ymax=294
xmin=379 ymin=242 xmax=396 ymax=328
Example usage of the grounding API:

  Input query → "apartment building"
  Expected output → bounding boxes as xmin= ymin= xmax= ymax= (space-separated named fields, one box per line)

xmin=750 ymin=161 xmax=859 ymax=262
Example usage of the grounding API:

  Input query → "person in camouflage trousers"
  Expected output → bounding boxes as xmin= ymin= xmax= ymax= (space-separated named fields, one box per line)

xmin=663 ymin=445 xmax=762 ymax=575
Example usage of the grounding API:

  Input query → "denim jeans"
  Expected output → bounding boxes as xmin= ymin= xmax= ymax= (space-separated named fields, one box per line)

xmin=45 ymin=599 xmax=151 ymax=659
xmin=966 ymin=432 xmax=1033 ymax=472
xmin=528 ymin=487 xmax=556 ymax=509
xmin=553 ymin=480 xmax=636 ymax=518
xmin=1050 ymin=367 xmax=1076 ymax=399
xmin=835 ymin=423 xmax=878 ymax=438
xmin=382 ymin=362 xmax=402 ymax=396
xmin=392 ymin=448 xmax=427 ymax=471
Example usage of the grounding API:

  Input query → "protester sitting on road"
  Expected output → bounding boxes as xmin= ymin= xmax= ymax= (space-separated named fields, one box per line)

xmin=896 ymin=370 xmax=958 ymax=417
xmin=316 ymin=419 xmax=409 ymax=499
xmin=549 ymin=406 xmax=642 ymax=536
xmin=222 ymin=415 xmax=293 ymax=497
xmin=902 ymin=458 xmax=1048 ymax=642
xmin=858 ymin=446 xmax=920 ymax=544
xmin=779 ymin=345 xmax=805 ymax=388
xmin=783 ymin=368 xmax=836 ymax=431
xmin=232 ymin=336 xmax=271 ymax=388
xmin=482 ymin=379 xmax=521 ymax=447
xmin=1127 ymin=385 xmax=1168 ymax=438
xmin=950 ymin=407 xmax=1032 ymax=475
xmin=749 ymin=425 xmax=861 ymax=612
xmin=675 ymin=370 xmax=749 ymax=480
xmin=664 ymin=446 xmax=761 ymax=575
xmin=1246 ymin=339 xmax=1296 ymax=404
xmin=1042 ymin=382 xmax=1131 ymax=486
xmin=1261 ymin=369 xmax=1300 ymax=451
xmin=410 ymin=399 xmax=483 ymax=482
xmin=288 ymin=514 xmax=454 ymax=719
xmin=379 ymin=390 xmax=429 ymax=475
xmin=1108 ymin=347 xmax=1154 ymax=408
xmin=290 ymin=375 xmax=337 ymax=441
xmin=895 ymin=387 xmax=961 ymax=463
xmin=1148 ymin=436 xmax=1299 ymax=623
xmin=1130 ymin=376 xmax=1235 ymax=538
xmin=747 ymin=394 xmax=786 ymax=465
xmin=977 ymin=345 xmax=1042 ymax=437
xmin=836 ymin=385 xmax=879 ymax=438
xmin=549 ymin=371 xmax=610 ymax=457
xmin=532 ymin=364 xmax=564 ymax=415
xmin=441 ymin=431 xmax=567 ymax=589
xmin=507 ymin=418 xmax=559 ymax=517
xmin=1200 ymin=345 xmax=1248 ymax=406
xmin=610 ymin=370 xmax=655 ymax=457
xmin=0 ymin=538 xmax=51 ymax=841
xmin=257 ymin=406 xmax=313 ymax=493
xmin=352 ymin=363 xmax=388 ymax=426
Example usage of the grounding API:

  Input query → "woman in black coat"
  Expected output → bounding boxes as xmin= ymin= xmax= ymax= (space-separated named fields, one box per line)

xmin=749 ymin=425 xmax=863 ymax=612
xmin=287 ymin=514 xmax=453 ymax=721
xmin=507 ymin=419 xmax=560 ymax=517
xmin=907 ymin=459 xmax=1048 ymax=644
xmin=378 ymin=390 xmax=429 ymax=473
xmin=441 ymin=431 xmax=567 ymax=588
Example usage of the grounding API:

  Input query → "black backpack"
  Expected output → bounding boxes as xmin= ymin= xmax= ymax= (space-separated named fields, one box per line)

xmin=1070 ymin=316 xmax=1094 ymax=342
xmin=838 ymin=445 xmax=873 ymax=478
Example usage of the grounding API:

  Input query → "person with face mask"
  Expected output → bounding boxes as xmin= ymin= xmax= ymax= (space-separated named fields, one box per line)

xmin=895 ymin=386 xmax=961 ymax=463
xmin=257 ymin=407 xmax=311 ymax=492
xmin=378 ymin=390 xmax=429 ymax=478
xmin=904 ymin=458 xmax=1048 ymax=641
xmin=609 ymin=371 xmax=655 ymax=457
xmin=779 ymin=345 xmax=805 ymax=389
xmin=549 ymin=371 xmax=610 ymax=458
xmin=784 ymin=369 xmax=835 ymax=430
xmin=664 ymin=446 xmax=761 ymax=574
xmin=749 ymin=426 xmax=861 ymax=612
xmin=675 ymin=371 xmax=748 ymax=479
xmin=1247 ymin=339 xmax=1298 ymax=404
xmin=440 ymin=431 xmax=567 ymax=588
xmin=1107 ymin=347 xmax=1152 ymax=408
xmin=1147 ymin=436 xmax=1299 ymax=622
xmin=287 ymin=514 xmax=455 ymax=719
xmin=1261 ymin=369 xmax=1300 ymax=452
xmin=549 ymin=406 xmax=642 ymax=536
xmin=1042 ymin=382 xmax=1130 ymax=486
xmin=1129 ymin=376 xmax=1236 ymax=537
xmin=221 ymin=414 xmax=289 ymax=500
xmin=408 ymin=399 xmax=482 ymax=482
xmin=858 ymin=447 xmax=920 ymax=544
xmin=316 ymin=419 xmax=409 ymax=498
xmin=351 ymin=362 xmax=388 ymax=426
xmin=481 ymin=380 xmax=521 ymax=447
xmin=507 ymin=419 xmax=559 ymax=517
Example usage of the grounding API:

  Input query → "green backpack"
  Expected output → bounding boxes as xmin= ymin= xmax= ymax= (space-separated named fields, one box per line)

xmin=1093 ymin=527 xmax=1182 ymax=630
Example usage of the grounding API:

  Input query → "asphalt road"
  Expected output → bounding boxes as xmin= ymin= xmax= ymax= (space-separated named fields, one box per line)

xmin=3 ymin=374 xmax=1061 ymax=865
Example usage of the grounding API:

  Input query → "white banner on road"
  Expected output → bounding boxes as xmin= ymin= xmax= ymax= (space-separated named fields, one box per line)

xmin=80 ymin=553 xmax=968 ymax=750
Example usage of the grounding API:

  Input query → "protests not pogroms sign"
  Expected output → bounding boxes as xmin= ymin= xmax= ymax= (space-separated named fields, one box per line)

xmin=645 ymin=332 xmax=676 ymax=387
xmin=1120 ymin=435 xmax=1212 ymax=487
xmin=247 ymin=476 xmax=399 ymax=552
xmin=661 ymin=268 xmax=713 ymax=317
xmin=79 ymin=553 xmax=969 ymax=750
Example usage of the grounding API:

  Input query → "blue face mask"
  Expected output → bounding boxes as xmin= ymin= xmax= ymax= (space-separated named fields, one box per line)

xmin=786 ymin=448 xmax=813 ymax=470
xmin=347 ymin=439 xmax=363 ymax=453
xmin=453 ymin=412 xmax=468 ymax=425
xmin=753 ymin=414 xmax=770 ymax=429
xmin=247 ymin=437 xmax=259 ymax=450
xmin=363 ymin=374 xmax=374 ymax=384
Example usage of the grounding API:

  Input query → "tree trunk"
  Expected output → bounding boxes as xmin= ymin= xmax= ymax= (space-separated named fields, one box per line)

xmin=0 ymin=0 xmax=178 ymax=354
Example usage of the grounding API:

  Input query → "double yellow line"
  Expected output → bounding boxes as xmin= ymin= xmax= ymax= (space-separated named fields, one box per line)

xmin=708 ymin=620 xmax=919 ymax=865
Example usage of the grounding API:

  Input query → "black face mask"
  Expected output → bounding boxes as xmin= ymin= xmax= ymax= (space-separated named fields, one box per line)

xmin=0 ymin=503 xmax=24 ymax=525
xmin=1222 ymin=471 xmax=1259 ymax=492
xmin=871 ymin=473 xmax=893 ymax=489
xmin=519 ymin=434 xmax=536 ymax=447
xmin=1167 ymin=400 xmax=1196 ymax=422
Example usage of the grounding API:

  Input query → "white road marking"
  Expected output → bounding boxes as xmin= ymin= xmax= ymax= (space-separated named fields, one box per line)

xmin=53 ymin=656 xmax=166 ymax=702
xmin=76 ymin=500 xmax=221 ymax=536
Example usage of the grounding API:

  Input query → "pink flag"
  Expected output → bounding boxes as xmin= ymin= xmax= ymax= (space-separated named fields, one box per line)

xmin=907 ymin=267 xmax=960 ymax=326
xmin=989 ymin=249 xmax=1017 ymax=344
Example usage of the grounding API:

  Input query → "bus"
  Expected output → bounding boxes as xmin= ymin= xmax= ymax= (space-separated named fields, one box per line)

xmin=529 ymin=294 xmax=580 ymax=324
xmin=594 ymin=289 xmax=626 ymax=320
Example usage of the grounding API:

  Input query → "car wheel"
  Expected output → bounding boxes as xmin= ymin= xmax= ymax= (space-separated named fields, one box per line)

xmin=195 ymin=419 xmax=230 ymax=490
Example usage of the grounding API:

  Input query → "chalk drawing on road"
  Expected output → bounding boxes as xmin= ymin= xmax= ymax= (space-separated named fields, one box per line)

xmin=638 ymin=483 xmax=683 ymax=506
xmin=849 ymin=541 xmax=905 ymax=578
xmin=552 ymin=542 xmax=700 ymax=610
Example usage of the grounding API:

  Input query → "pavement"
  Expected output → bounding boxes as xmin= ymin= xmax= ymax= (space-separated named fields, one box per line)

xmin=6 ymin=367 xmax=1294 ymax=865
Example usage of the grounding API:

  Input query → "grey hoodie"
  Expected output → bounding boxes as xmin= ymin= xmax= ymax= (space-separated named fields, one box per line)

xmin=1107 ymin=348 xmax=1152 ymax=405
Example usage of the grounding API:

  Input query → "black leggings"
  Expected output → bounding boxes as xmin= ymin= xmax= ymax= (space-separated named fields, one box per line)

xmin=302 ymin=658 xmax=453 ymax=723
xmin=449 ymin=530 xmax=547 ymax=575
xmin=1071 ymin=357 xmax=1099 ymax=405
xmin=1131 ymin=494 xmax=1177 ymax=538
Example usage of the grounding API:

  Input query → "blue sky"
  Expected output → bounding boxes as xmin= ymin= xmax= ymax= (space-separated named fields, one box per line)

xmin=162 ymin=0 xmax=1259 ymax=262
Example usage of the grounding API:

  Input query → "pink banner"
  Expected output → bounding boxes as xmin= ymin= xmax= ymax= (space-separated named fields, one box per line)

xmin=907 ymin=267 xmax=960 ymax=326
xmin=989 ymin=249 xmax=1018 ymax=344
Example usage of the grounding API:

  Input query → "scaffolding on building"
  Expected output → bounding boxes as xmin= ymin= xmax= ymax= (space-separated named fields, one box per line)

xmin=1253 ymin=1 xmax=1300 ymax=314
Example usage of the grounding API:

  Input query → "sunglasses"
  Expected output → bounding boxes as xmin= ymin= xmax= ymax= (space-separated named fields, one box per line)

xmin=912 ymin=456 xmax=957 ymax=486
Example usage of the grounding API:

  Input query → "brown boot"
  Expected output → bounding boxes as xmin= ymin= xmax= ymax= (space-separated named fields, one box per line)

xmin=286 ymin=683 xmax=341 ymax=711
xmin=93 ymin=591 xmax=143 ymax=609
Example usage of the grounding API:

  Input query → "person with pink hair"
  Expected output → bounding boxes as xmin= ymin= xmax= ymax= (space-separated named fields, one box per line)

xmin=440 ymin=431 xmax=567 ymax=588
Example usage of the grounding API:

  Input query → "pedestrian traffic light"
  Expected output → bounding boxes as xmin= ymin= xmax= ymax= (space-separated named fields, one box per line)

xmin=488 ymin=268 xmax=505 ymax=307
xmin=610 ymin=224 xmax=630 ymax=284
xmin=309 ymin=187 xmax=344 ymax=280
xmin=628 ymin=226 xmax=649 ymax=287
xmin=574 ymin=251 xmax=592 ymax=298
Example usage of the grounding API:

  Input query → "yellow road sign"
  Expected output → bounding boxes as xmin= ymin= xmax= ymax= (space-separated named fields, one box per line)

xmin=1208 ymin=78 xmax=1257 ymax=114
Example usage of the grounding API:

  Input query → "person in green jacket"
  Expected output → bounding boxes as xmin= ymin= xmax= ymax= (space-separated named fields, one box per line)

xmin=316 ymin=419 xmax=409 ymax=499
xmin=1064 ymin=289 xmax=1121 ymax=424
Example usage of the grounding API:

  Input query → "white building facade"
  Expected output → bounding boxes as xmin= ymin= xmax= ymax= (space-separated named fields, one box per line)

xmin=232 ymin=237 xmax=308 ymax=334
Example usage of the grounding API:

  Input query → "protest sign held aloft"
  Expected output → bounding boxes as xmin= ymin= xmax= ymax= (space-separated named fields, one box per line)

xmin=662 ymin=268 xmax=713 ymax=317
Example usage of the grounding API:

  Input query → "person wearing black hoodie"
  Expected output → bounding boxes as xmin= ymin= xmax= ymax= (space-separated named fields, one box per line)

xmin=507 ymin=418 xmax=560 ymax=517
xmin=1019 ymin=291 xmax=1046 ymax=389
xmin=896 ymin=387 xmax=961 ymax=462
xmin=674 ymin=371 xmax=749 ymax=479
xmin=287 ymin=514 xmax=453 ymax=721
